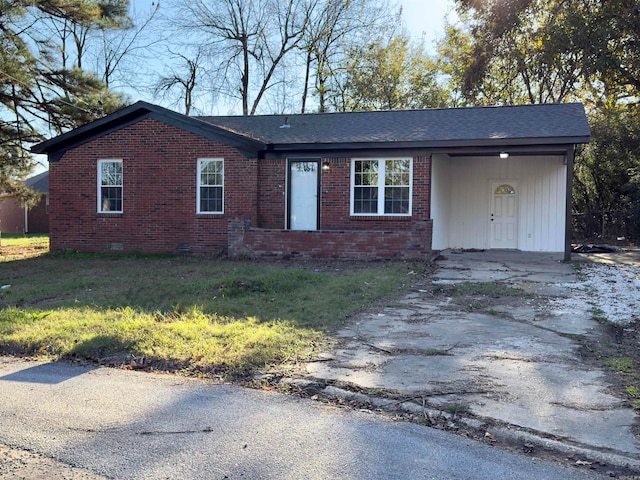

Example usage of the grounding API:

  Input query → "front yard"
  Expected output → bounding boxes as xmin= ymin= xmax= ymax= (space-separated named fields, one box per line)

xmin=0 ymin=235 xmax=417 ymax=378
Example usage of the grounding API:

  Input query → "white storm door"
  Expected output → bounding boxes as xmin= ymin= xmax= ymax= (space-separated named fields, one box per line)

xmin=491 ymin=183 xmax=518 ymax=249
xmin=289 ymin=160 xmax=319 ymax=230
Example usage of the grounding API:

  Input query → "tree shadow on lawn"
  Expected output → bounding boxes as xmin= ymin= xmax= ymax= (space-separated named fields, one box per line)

xmin=0 ymin=253 xmax=414 ymax=378
xmin=0 ymin=252 xmax=409 ymax=332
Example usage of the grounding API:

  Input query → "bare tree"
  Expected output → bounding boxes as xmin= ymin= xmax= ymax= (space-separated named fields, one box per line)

xmin=172 ymin=0 xmax=313 ymax=115
xmin=300 ymin=0 xmax=347 ymax=113
xmin=299 ymin=0 xmax=401 ymax=113
xmin=38 ymin=0 xmax=132 ymax=73
xmin=93 ymin=3 xmax=161 ymax=89
xmin=155 ymin=49 xmax=204 ymax=115
xmin=33 ymin=0 xmax=161 ymax=96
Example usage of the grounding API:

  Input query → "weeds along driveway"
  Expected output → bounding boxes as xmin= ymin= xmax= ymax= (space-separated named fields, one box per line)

xmin=303 ymin=250 xmax=640 ymax=461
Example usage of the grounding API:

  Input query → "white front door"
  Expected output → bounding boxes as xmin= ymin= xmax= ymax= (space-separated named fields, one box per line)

xmin=289 ymin=160 xmax=319 ymax=230
xmin=491 ymin=182 xmax=518 ymax=249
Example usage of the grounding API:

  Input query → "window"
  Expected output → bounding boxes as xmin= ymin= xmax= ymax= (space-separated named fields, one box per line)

xmin=98 ymin=159 xmax=122 ymax=213
xmin=351 ymin=158 xmax=411 ymax=215
xmin=495 ymin=184 xmax=516 ymax=195
xmin=197 ymin=158 xmax=224 ymax=213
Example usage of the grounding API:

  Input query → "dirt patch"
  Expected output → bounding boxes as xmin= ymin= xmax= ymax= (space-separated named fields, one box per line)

xmin=0 ymin=443 xmax=107 ymax=480
xmin=580 ymin=318 xmax=640 ymax=430
xmin=0 ymin=245 xmax=48 ymax=262
xmin=422 ymin=282 xmax=536 ymax=316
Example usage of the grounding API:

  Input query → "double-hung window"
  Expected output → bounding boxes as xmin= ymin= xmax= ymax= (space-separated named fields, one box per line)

xmin=197 ymin=158 xmax=224 ymax=214
xmin=351 ymin=158 xmax=412 ymax=215
xmin=98 ymin=159 xmax=123 ymax=213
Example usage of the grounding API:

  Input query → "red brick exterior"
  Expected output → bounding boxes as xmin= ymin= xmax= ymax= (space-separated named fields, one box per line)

xmin=234 ymin=155 xmax=432 ymax=258
xmin=27 ymin=195 xmax=49 ymax=233
xmin=0 ymin=196 xmax=25 ymax=234
xmin=0 ymin=194 xmax=48 ymax=234
xmin=229 ymin=219 xmax=432 ymax=259
xmin=257 ymin=159 xmax=286 ymax=229
xmin=50 ymin=118 xmax=433 ymax=258
xmin=50 ymin=118 xmax=257 ymax=254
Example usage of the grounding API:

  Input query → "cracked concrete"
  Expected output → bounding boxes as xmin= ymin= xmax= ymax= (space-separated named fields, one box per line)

xmin=304 ymin=250 xmax=640 ymax=459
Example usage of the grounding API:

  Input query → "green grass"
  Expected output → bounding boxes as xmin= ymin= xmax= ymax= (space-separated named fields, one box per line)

xmin=0 ymin=233 xmax=49 ymax=262
xmin=588 ymin=306 xmax=609 ymax=324
xmin=0 ymin=306 xmax=317 ymax=376
xmin=0 ymin=237 xmax=417 ymax=377
xmin=0 ymin=233 xmax=49 ymax=247
xmin=446 ymin=402 xmax=469 ymax=417
xmin=625 ymin=385 xmax=640 ymax=410
xmin=605 ymin=357 xmax=634 ymax=373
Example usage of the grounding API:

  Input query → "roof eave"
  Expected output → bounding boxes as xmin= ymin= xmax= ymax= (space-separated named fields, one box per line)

xmin=261 ymin=135 xmax=590 ymax=157
xmin=32 ymin=101 xmax=266 ymax=161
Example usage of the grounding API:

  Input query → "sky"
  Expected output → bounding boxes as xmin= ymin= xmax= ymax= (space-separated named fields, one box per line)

xmin=399 ymin=0 xmax=456 ymax=51
xmin=144 ymin=0 xmax=455 ymax=34
xmin=131 ymin=0 xmax=456 ymax=51
xmin=125 ymin=0 xmax=458 ymax=103
xmin=29 ymin=0 xmax=457 ymax=174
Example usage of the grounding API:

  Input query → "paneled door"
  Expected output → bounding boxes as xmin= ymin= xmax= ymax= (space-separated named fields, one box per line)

xmin=288 ymin=160 xmax=319 ymax=230
xmin=490 ymin=182 xmax=518 ymax=249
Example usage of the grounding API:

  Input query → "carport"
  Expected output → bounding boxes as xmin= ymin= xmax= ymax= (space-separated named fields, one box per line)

xmin=431 ymin=152 xmax=569 ymax=254
xmin=427 ymin=104 xmax=591 ymax=261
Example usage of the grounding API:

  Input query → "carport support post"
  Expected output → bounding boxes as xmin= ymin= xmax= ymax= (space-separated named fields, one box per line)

xmin=564 ymin=146 xmax=575 ymax=262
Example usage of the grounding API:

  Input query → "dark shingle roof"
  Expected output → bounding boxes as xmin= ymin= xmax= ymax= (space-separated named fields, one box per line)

xmin=32 ymin=102 xmax=265 ymax=160
xmin=26 ymin=171 xmax=48 ymax=194
xmin=198 ymin=103 xmax=590 ymax=146
xmin=32 ymin=101 xmax=590 ymax=159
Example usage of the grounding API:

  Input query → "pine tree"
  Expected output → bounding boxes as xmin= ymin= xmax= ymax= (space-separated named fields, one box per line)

xmin=0 ymin=0 xmax=128 ymax=202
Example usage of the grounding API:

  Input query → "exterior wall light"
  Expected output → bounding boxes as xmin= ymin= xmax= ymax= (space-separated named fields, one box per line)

xmin=499 ymin=152 xmax=509 ymax=159
xmin=322 ymin=160 xmax=330 ymax=171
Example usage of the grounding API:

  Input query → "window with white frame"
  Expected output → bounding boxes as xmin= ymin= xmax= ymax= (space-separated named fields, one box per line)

xmin=351 ymin=158 xmax=411 ymax=215
xmin=197 ymin=158 xmax=224 ymax=213
xmin=98 ymin=159 xmax=123 ymax=213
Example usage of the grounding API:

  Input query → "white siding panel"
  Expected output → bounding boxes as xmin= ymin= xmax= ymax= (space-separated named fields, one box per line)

xmin=448 ymin=158 xmax=492 ymax=249
xmin=430 ymin=155 xmax=566 ymax=252
xmin=431 ymin=155 xmax=451 ymax=250
xmin=518 ymin=156 xmax=566 ymax=251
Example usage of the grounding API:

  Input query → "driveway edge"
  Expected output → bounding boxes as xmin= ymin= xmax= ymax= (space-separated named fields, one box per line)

xmin=318 ymin=384 xmax=640 ymax=474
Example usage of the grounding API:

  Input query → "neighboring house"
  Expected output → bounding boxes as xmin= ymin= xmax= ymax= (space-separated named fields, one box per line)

xmin=0 ymin=171 xmax=49 ymax=234
xmin=32 ymin=101 xmax=590 ymax=260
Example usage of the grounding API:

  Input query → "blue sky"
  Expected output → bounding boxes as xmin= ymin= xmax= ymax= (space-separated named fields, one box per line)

xmin=122 ymin=0 xmax=459 ymax=116
xmin=400 ymin=0 xmax=456 ymax=51
xmin=31 ymin=0 xmax=457 ymax=174
xmin=130 ymin=0 xmax=456 ymax=51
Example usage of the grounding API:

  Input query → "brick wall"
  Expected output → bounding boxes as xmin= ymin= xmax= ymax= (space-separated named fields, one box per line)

xmin=230 ymin=154 xmax=433 ymax=259
xmin=228 ymin=219 xmax=433 ymax=259
xmin=256 ymin=155 xmax=431 ymax=231
xmin=50 ymin=118 xmax=257 ymax=254
xmin=257 ymin=159 xmax=286 ymax=228
xmin=27 ymin=195 xmax=49 ymax=233
xmin=0 ymin=196 xmax=25 ymax=234
xmin=49 ymin=118 xmax=433 ymax=259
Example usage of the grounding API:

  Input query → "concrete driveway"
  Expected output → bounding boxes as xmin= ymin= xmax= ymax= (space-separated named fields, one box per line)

xmin=303 ymin=250 xmax=640 ymax=466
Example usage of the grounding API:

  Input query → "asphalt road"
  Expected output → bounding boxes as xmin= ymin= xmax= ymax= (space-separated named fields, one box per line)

xmin=0 ymin=357 xmax=603 ymax=480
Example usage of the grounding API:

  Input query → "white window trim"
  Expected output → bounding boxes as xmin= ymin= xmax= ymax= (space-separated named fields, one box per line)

xmin=350 ymin=158 xmax=413 ymax=216
xmin=97 ymin=159 xmax=123 ymax=213
xmin=197 ymin=158 xmax=224 ymax=214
